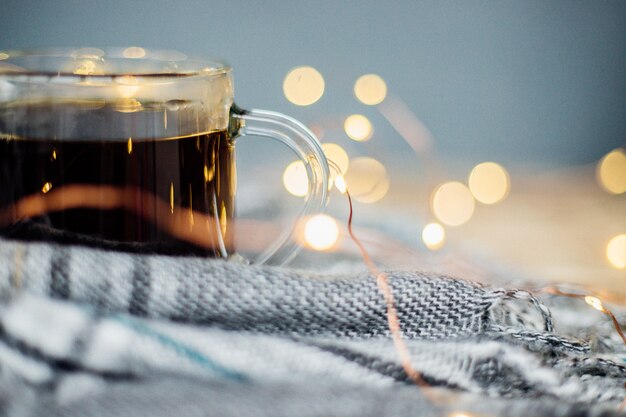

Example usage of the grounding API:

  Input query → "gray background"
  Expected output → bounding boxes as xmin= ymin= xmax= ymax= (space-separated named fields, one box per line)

xmin=2 ymin=0 xmax=625 ymax=170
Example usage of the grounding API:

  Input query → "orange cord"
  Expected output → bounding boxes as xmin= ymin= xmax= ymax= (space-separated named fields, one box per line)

xmin=344 ymin=188 xmax=430 ymax=388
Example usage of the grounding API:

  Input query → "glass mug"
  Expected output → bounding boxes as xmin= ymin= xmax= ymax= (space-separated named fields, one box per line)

xmin=0 ymin=47 xmax=329 ymax=265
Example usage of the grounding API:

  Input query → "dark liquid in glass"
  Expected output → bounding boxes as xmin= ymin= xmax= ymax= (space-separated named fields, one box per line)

xmin=0 ymin=103 xmax=235 ymax=256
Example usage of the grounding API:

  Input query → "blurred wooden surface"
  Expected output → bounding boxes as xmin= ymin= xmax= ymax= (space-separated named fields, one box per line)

xmin=385 ymin=165 xmax=626 ymax=299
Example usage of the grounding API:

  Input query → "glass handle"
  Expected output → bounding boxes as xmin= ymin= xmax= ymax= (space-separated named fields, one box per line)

xmin=230 ymin=104 xmax=330 ymax=265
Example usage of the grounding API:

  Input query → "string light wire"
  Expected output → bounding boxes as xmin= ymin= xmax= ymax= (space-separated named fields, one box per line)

xmin=324 ymin=159 xmax=433 ymax=396
xmin=541 ymin=286 xmax=626 ymax=345
xmin=345 ymin=187 xmax=431 ymax=389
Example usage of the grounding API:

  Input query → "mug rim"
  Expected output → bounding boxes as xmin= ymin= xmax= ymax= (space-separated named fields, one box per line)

xmin=0 ymin=46 xmax=231 ymax=79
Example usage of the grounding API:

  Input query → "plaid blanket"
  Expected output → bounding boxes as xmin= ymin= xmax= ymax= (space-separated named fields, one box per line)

xmin=0 ymin=237 xmax=624 ymax=416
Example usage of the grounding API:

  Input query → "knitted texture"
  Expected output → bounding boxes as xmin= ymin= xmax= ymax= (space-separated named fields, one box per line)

xmin=1 ymin=238 xmax=512 ymax=338
xmin=0 ymin=237 xmax=624 ymax=417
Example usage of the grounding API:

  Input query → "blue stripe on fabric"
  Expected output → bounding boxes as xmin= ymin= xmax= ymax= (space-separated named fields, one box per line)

xmin=113 ymin=315 xmax=247 ymax=382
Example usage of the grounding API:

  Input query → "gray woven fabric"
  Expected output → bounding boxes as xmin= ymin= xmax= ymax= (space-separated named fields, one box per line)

xmin=0 ymin=237 xmax=624 ymax=417
xmin=1 ymin=238 xmax=514 ymax=337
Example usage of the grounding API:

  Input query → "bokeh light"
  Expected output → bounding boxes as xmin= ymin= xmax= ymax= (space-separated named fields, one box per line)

xmin=431 ymin=182 xmax=475 ymax=226
xmin=322 ymin=143 xmax=350 ymax=176
xmin=122 ymin=46 xmax=147 ymax=59
xmin=358 ymin=179 xmax=389 ymax=203
xmin=597 ymin=148 xmax=626 ymax=194
xmin=344 ymin=157 xmax=389 ymax=203
xmin=283 ymin=161 xmax=308 ymax=197
xmin=584 ymin=295 xmax=606 ymax=312
xmin=606 ymin=234 xmax=626 ymax=269
xmin=354 ymin=74 xmax=387 ymax=105
xmin=41 ymin=182 xmax=52 ymax=194
xmin=344 ymin=114 xmax=373 ymax=142
xmin=304 ymin=214 xmax=339 ymax=250
xmin=468 ymin=162 xmax=510 ymax=204
xmin=422 ymin=222 xmax=446 ymax=250
xmin=283 ymin=66 xmax=325 ymax=106
xmin=334 ymin=175 xmax=347 ymax=194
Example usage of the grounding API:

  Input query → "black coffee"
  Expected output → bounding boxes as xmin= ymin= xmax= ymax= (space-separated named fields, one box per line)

xmin=0 ymin=103 xmax=235 ymax=256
